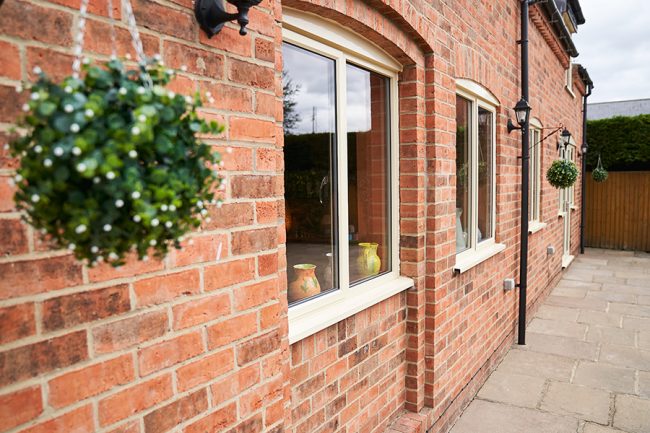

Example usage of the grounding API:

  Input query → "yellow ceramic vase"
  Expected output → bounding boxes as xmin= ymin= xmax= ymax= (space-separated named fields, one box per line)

xmin=288 ymin=264 xmax=321 ymax=303
xmin=357 ymin=242 xmax=381 ymax=276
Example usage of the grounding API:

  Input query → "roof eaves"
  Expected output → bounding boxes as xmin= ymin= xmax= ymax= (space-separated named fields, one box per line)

xmin=540 ymin=0 xmax=580 ymax=57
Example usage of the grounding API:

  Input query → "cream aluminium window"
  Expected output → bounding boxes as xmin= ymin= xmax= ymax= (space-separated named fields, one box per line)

xmin=282 ymin=10 xmax=412 ymax=343
xmin=454 ymin=79 xmax=505 ymax=273
xmin=528 ymin=119 xmax=546 ymax=233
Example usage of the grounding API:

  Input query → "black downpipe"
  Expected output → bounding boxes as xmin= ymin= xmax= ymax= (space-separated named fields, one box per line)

xmin=518 ymin=0 xmax=531 ymax=346
xmin=580 ymin=83 xmax=593 ymax=254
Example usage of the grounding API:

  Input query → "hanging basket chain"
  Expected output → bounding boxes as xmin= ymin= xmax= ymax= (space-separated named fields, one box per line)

xmin=123 ymin=0 xmax=153 ymax=87
xmin=71 ymin=0 xmax=90 ymax=78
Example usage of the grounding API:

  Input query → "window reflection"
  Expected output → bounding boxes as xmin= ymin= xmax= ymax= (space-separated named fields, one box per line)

xmin=477 ymin=107 xmax=493 ymax=242
xmin=346 ymin=63 xmax=391 ymax=284
xmin=283 ymin=43 xmax=338 ymax=304
xmin=456 ymin=96 xmax=471 ymax=253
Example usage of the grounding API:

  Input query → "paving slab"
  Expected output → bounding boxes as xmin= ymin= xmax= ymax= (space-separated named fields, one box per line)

xmin=599 ymin=344 xmax=650 ymax=371
xmin=577 ymin=310 xmax=622 ymax=328
xmin=448 ymin=400 xmax=579 ymax=433
xmin=545 ymin=295 xmax=608 ymax=312
xmin=498 ymin=349 xmax=575 ymax=382
xmin=623 ymin=316 xmax=650 ymax=331
xmin=550 ymin=286 xmax=589 ymax=298
xmin=523 ymin=332 xmax=599 ymax=361
xmin=477 ymin=371 xmax=546 ymax=408
xmin=639 ymin=331 xmax=650 ymax=350
xmin=587 ymin=290 xmax=637 ymax=304
xmin=585 ymin=326 xmax=636 ymax=347
xmin=639 ymin=371 xmax=650 ymax=399
xmin=535 ymin=305 xmax=580 ymax=322
xmin=540 ymin=382 xmax=611 ymax=424
xmin=609 ymin=303 xmax=650 ymax=318
xmin=528 ymin=318 xmax=588 ymax=339
xmin=613 ymin=395 xmax=650 ymax=433
xmin=583 ymin=424 xmax=630 ymax=433
xmin=572 ymin=361 xmax=636 ymax=394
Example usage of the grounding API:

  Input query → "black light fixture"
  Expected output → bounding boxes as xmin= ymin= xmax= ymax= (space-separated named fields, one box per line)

xmin=507 ymin=98 xmax=532 ymax=133
xmin=558 ymin=128 xmax=572 ymax=149
xmin=194 ymin=0 xmax=262 ymax=37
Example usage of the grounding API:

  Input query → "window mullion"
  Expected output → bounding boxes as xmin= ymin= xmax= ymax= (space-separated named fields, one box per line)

xmin=336 ymin=55 xmax=350 ymax=293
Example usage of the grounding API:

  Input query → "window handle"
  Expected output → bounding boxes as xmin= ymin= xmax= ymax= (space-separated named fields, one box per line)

xmin=319 ymin=175 xmax=329 ymax=205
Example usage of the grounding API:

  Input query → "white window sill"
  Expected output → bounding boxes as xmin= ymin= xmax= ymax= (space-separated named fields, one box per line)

xmin=287 ymin=276 xmax=414 ymax=344
xmin=454 ymin=243 xmax=506 ymax=274
xmin=529 ymin=221 xmax=547 ymax=234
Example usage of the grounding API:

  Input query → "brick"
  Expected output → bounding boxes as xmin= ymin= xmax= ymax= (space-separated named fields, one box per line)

xmin=255 ymin=92 xmax=278 ymax=117
xmin=184 ymin=403 xmax=237 ymax=433
xmin=0 ymin=218 xmax=29 ymax=255
xmin=107 ymin=421 xmax=141 ymax=433
xmin=46 ymin=0 xmax=121 ymax=18
xmin=42 ymin=284 xmax=130 ymax=331
xmin=0 ymin=331 xmax=87 ymax=387
xmin=26 ymin=47 xmax=75 ymax=82
xmin=207 ymin=312 xmax=258 ymax=348
xmin=204 ymin=202 xmax=255 ymax=229
xmin=173 ymin=293 xmax=231 ymax=329
xmin=99 ymin=375 xmax=174 ymax=426
xmin=144 ymin=389 xmax=208 ymax=433
xmin=20 ymin=405 xmax=93 ymax=433
xmin=138 ymin=332 xmax=204 ymax=376
xmin=232 ymin=227 xmax=278 ymax=255
xmin=228 ymin=59 xmax=275 ymax=90
xmin=229 ymin=117 xmax=277 ymax=142
xmin=256 ymin=200 xmax=280 ymax=223
xmin=261 ymin=303 xmax=281 ymax=330
xmin=132 ymin=0 xmax=195 ymax=40
xmin=0 ymin=40 xmax=21 ymax=80
xmin=0 ymin=386 xmax=42 ymax=431
xmin=233 ymin=278 xmax=278 ymax=311
xmin=211 ymin=365 xmax=260 ymax=405
xmin=0 ymin=1 xmax=73 ymax=46
xmin=201 ymin=82 xmax=254 ymax=112
xmin=199 ymin=26 xmax=253 ymax=57
xmin=231 ymin=175 xmax=279 ymax=198
xmin=134 ymin=269 xmax=200 ymax=307
xmin=93 ymin=311 xmax=168 ymax=354
xmin=88 ymin=252 xmax=164 ymax=283
xmin=255 ymin=38 xmax=275 ymax=62
xmin=237 ymin=329 xmax=280 ymax=366
xmin=164 ymin=41 xmax=224 ymax=78
xmin=0 ymin=303 xmax=35 ymax=344
xmin=0 ymin=130 xmax=20 ymax=170
xmin=259 ymin=252 xmax=279 ymax=276
xmin=204 ymin=258 xmax=256 ymax=291
xmin=168 ymin=234 xmax=227 ymax=267
xmin=0 ymin=255 xmax=83 ymax=300
xmin=84 ymin=20 xmax=158 ymax=58
xmin=176 ymin=348 xmax=234 ymax=391
xmin=0 ymin=85 xmax=27 ymax=123
xmin=228 ymin=414 xmax=263 ymax=433
xmin=48 ymin=354 xmax=134 ymax=408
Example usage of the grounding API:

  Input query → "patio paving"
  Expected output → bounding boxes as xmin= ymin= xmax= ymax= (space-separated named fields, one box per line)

xmin=450 ymin=248 xmax=650 ymax=433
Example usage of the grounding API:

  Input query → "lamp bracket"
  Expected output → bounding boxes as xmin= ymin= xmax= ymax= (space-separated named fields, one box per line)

xmin=507 ymin=119 xmax=522 ymax=133
xmin=195 ymin=0 xmax=262 ymax=37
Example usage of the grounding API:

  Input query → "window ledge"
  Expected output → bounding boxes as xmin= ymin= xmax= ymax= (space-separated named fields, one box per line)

xmin=571 ymin=205 xmax=578 ymax=211
xmin=288 ymin=276 xmax=414 ymax=344
xmin=529 ymin=221 xmax=547 ymax=234
xmin=558 ymin=212 xmax=565 ymax=218
xmin=454 ymin=243 xmax=506 ymax=274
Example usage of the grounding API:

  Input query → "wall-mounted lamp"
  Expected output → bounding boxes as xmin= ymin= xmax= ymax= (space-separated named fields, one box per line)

xmin=557 ymin=128 xmax=572 ymax=149
xmin=507 ymin=98 xmax=532 ymax=133
xmin=195 ymin=0 xmax=262 ymax=38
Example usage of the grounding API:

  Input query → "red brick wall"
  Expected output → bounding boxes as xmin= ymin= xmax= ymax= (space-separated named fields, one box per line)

xmin=0 ymin=1 xmax=587 ymax=433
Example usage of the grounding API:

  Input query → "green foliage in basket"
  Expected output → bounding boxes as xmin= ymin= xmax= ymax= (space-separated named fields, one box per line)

xmin=546 ymin=159 xmax=579 ymax=189
xmin=591 ymin=166 xmax=608 ymax=182
xmin=9 ymin=59 xmax=223 ymax=266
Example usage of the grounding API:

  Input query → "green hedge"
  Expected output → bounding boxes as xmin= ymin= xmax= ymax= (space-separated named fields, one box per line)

xmin=586 ymin=114 xmax=650 ymax=171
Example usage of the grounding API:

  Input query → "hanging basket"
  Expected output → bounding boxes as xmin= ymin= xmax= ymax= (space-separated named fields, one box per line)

xmin=546 ymin=159 xmax=578 ymax=189
xmin=8 ymin=0 xmax=223 ymax=266
xmin=592 ymin=155 xmax=608 ymax=182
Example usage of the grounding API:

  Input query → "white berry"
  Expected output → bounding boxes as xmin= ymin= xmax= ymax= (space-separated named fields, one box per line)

xmin=31 ymin=194 xmax=40 ymax=203
xmin=64 ymin=104 xmax=74 ymax=113
xmin=103 ymin=224 xmax=112 ymax=232
xmin=54 ymin=147 xmax=64 ymax=156
xmin=133 ymin=215 xmax=142 ymax=222
xmin=106 ymin=171 xmax=116 ymax=180
xmin=131 ymin=126 xmax=140 ymax=135
xmin=44 ymin=158 xmax=53 ymax=167
xmin=131 ymin=191 xmax=141 ymax=199
xmin=128 ymin=150 xmax=138 ymax=158
xmin=75 ymin=224 xmax=87 ymax=234
xmin=72 ymin=147 xmax=82 ymax=156
xmin=151 ymin=218 xmax=159 ymax=227
xmin=76 ymin=163 xmax=87 ymax=172
xmin=115 ymin=199 xmax=124 ymax=208
xmin=70 ymin=123 xmax=80 ymax=133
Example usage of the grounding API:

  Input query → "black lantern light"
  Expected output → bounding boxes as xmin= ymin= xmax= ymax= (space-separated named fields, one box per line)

xmin=195 ymin=0 xmax=262 ymax=38
xmin=507 ymin=98 xmax=532 ymax=133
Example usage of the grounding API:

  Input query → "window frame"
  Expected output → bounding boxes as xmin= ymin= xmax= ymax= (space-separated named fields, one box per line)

xmin=283 ymin=9 xmax=412 ymax=343
xmin=528 ymin=118 xmax=546 ymax=233
xmin=454 ymin=80 xmax=504 ymax=273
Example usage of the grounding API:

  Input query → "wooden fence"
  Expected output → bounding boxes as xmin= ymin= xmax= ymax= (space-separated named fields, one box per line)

xmin=585 ymin=171 xmax=650 ymax=252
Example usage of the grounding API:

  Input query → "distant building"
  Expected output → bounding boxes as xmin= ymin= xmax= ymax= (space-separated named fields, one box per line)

xmin=588 ymin=98 xmax=650 ymax=120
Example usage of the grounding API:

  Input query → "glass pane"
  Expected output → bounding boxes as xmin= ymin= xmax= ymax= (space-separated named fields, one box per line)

xmin=346 ymin=63 xmax=391 ymax=284
xmin=529 ymin=130 xmax=539 ymax=221
xmin=456 ymin=96 xmax=471 ymax=253
xmin=477 ymin=107 xmax=493 ymax=243
xmin=283 ymin=43 xmax=338 ymax=305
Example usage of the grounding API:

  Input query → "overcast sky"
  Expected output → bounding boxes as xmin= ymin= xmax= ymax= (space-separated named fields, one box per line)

xmin=573 ymin=0 xmax=650 ymax=103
